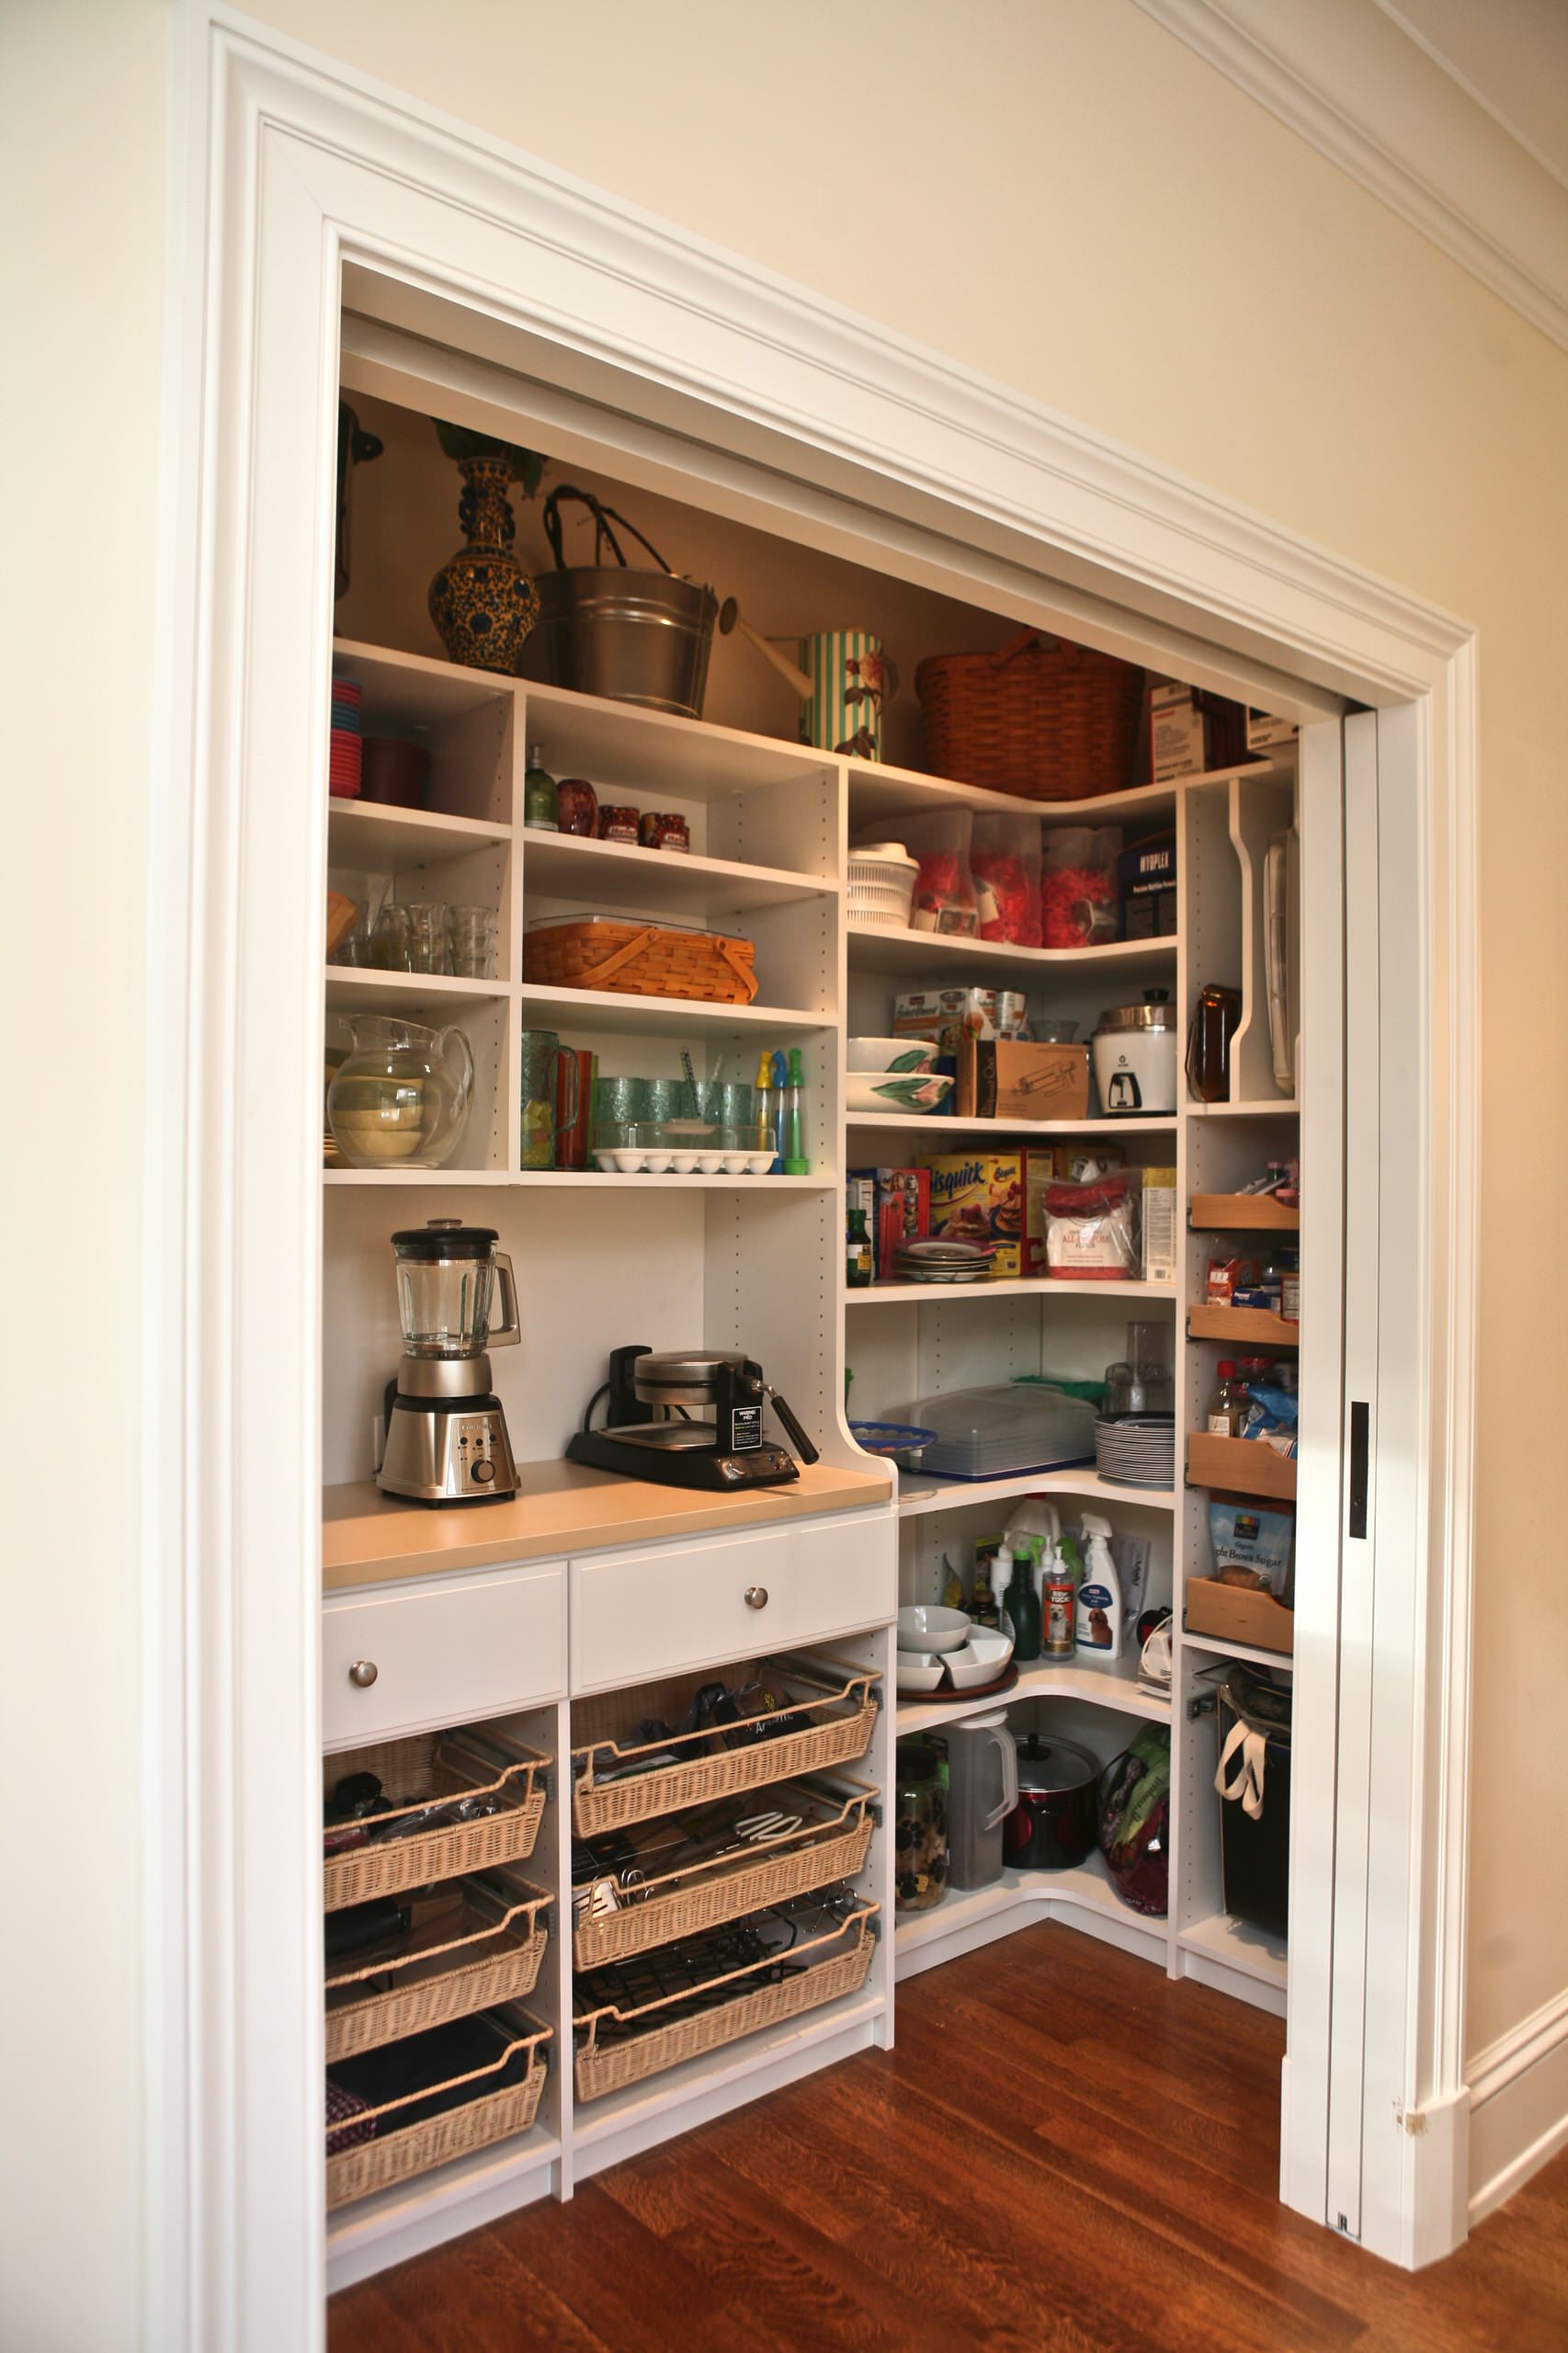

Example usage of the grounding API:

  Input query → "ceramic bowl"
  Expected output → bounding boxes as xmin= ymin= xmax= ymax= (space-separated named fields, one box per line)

xmin=897 ymin=1603 xmax=971 ymax=1654
xmin=895 ymin=1651 xmax=946 ymax=1693
xmin=846 ymin=1036 xmax=939 ymax=1074
xmin=846 ymin=1072 xmax=954 ymax=1116
xmin=946 ymin=1635 xmax=1014 ymax=1689
xmin=963 ymin=1629 xmax=1015 ymax=1671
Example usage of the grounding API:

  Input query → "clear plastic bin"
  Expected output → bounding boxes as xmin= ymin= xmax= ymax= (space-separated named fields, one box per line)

xmin=903 ymin=1383 xmax=1097 ymax=1479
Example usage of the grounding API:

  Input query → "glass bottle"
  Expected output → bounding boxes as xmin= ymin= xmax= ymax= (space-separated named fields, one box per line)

xmin=1206 ymin=1358 xmax=1245 ymax=1437
xmin=1186 ymin=983 xmax=1243 ymax=1104
xmin=1004 ymin=1547 xmax=1042 ymax=1663
xmin=846 ymin=1207 xmax=872 ymax=1289
xmin=970 ymin=1548 xmax=1001 ymax=1631
xmin=522 ymin=743 xmax=558 ymax=831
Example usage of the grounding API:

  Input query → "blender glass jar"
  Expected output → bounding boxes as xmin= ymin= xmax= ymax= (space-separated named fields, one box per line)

xmin=391 ymin=1221 xmax=515 ymax=1358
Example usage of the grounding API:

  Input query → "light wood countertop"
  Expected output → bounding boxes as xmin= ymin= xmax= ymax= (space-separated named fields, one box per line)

xmin=323 ymin=1457 xmax=893 ymax=1591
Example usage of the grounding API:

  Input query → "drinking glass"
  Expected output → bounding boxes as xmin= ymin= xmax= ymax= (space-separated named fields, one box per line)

xmin=449 ymin=904 xmax=497 ymax=980
xmin=405 ymin=902 xmax=450 ymax=975
xmin=370 ymin=904 xmax=412 ymax=971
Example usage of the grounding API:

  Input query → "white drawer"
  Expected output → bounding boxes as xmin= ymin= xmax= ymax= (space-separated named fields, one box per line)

xmin=322 ymin=1556 xmax=566 ymax=1750
xmin=570 ymin=1510 xmax=893 ymax=1694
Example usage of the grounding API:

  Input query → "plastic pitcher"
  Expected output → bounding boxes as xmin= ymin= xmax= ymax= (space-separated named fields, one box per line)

xmin=947 ymin=1709 xmax=1020 ymax=1890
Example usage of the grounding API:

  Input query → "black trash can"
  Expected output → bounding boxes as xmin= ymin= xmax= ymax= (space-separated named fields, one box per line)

xmin=1218 ymin=1678 xmax=1291 ymax=1939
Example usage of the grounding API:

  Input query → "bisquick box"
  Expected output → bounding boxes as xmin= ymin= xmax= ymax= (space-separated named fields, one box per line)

xmin=893 ymin=989 xmax=1029 ymax=1056
xmin=1119 ymin=834 xmax=1177 ymax=940
xmin=921 ymin=1151 xmax=1034 ymax=1279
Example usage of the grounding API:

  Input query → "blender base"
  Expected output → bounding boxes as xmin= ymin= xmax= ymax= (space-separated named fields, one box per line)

xmin=378 ymin=1391 xmax=518 ymax=1505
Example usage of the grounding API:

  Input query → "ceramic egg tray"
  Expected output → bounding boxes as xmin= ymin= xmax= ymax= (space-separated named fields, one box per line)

xmin=595 ymin=1148 xmax=778 ymax=1176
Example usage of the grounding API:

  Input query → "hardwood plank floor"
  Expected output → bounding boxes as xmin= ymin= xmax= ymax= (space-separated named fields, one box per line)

xmin=330 ymin=1927 xmax=1568 ymax=2352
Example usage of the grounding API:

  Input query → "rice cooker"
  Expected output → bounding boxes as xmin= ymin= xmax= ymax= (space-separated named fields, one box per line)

xmin=1091 ymin=990 xmax=1178 ymax=1117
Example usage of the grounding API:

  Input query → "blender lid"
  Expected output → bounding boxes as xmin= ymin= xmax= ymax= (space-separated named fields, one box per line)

xmin=1096 ymin=989 xmax=1176 ymax=1034
xmin=391 ymin=1219 xmax=499 ymax=1259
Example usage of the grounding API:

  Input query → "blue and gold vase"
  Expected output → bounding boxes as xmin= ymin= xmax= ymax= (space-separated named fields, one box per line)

xmin=427 ymin=455 xmax=540 ymax=674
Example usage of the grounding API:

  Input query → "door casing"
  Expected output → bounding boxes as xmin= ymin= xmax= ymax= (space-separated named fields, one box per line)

xmin=149 ymin=6 xmax=1481 ymax=2341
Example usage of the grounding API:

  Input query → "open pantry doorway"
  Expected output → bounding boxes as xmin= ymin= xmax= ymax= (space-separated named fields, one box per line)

xmin=150 ymin=12 xmax=1478 ymax=2342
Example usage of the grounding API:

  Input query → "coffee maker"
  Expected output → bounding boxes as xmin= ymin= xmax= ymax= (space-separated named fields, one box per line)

xmin=378 ymin=1219 xmax=520 ymax=1504
xmin=567 ymin=1345 xmax=817 ymax=1491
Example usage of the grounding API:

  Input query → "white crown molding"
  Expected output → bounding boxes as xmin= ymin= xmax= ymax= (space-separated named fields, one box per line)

xmin=1132 ymin=0 xmax=1568 ymax=353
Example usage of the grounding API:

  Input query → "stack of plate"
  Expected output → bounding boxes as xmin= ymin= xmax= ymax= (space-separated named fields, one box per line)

xmin=1095 ymin=1414 xmax=1176 ymax=1489
xmin=330 ymin=674 xmax=363 ymax=800
xmin=893 ymin=1237 xmax=995 ymax=1285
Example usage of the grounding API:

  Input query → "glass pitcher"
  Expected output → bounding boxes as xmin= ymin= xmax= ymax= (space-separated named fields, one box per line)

xmin=326 ymin=1016 xmax=474 ymax=1169
xmin=519 ymin=1029 xmax=578 ymax=1170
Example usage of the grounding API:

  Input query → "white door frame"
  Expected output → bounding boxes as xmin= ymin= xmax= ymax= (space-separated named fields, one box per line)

xmin=151 ymin=6 xmax=1479 ymax=2341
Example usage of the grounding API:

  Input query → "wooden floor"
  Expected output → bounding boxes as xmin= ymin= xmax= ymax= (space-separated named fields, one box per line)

xmin=330 ymin=1927 xmax=1568 ymax=2352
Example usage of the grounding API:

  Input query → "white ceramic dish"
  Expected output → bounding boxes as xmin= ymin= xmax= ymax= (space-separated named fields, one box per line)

xmin=897 ymin=1603 xmax=971 ymax=1655
xmin=895 ymin=1652 xmax=946 ymax=1693
xmin=846 ymin=1072 xmax=955 ymax=1116
xmin=963 ymin=1629 xmax=1015 ymax=1670
xmin=946 ymin=1634 xmax=1015 ymax=1689
xmin=846 ymin=1036 xmax=939 ymax=1074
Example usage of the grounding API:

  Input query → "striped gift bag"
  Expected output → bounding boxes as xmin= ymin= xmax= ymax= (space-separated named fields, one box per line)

xmin=799 ymin=631 xmax=892 ymax=761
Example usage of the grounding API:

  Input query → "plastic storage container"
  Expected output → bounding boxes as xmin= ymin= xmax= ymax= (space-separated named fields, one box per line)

xmin=904 ymin=1383 xmax=1097 ymax=1481
xmin=946 ymin=1711 xmax=1019 ymax=1891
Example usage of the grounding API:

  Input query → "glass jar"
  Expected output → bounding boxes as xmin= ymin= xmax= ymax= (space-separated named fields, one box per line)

xmin=555 ymin=777 xmax=598 ymax=836
xmin=893 ymin=1739 xmax=949 ymax=1913
xmin=523 ymin=742 xmax=558 ymax=831
xmin=1206 ymin=1358 xmax=1246 ymax=1437
xmin=1186 ymin=983 xmax=1243 ymax=1104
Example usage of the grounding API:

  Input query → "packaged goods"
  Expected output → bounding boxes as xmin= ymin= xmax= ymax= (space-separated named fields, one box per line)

xmin=1140 ymin=1166 xmax=1177 ymax=1284
xmin=875 ymin=1166 xmax=930 ymax=1279
xmin=922 ymin=1153 xmax=1030 ymax=1278
xmin=1040 ymin=826 xmax=1122 ymax=948
xmin=956 ymin=1037 xmax=1090 ymax=1122
xmin=1206 ymin=1254 xmax=1261 ymax=1306
xmin=1040 ymin=1166 xmax=1140 ymax=1279
xmin=1209 ymin=1496 xmax=1295 ymax=1600
xmin=1023 ymin=1148 xmax=1126 ymax=1275
xmin=1118 ymin=834 xmax=1177 ymax=939
xmin=1245 ymin=710 xmax=1299 ymax=755
xmin=1151 ymin=684 xmax=1249 ymax=780
xmin=903 ymin=808 xmax=980 ymax=936
xmin=971 ymin=812 xmax=1042 ymax=946
xmin=892 ymin=989 xmax=1029 ymax=1055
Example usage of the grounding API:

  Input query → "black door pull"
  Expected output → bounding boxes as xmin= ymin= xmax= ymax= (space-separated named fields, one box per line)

xmin=1348 ymin=1402 xmax=1369 ymax=1539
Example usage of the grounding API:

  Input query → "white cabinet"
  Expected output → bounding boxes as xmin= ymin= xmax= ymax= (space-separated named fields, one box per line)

xmin=569 ymin=1509 xmax=894 ymax=1694
xmin=321 ymin=1555 xmax=566 ymax=1748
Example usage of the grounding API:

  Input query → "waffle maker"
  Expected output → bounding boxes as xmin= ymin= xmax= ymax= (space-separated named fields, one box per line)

xmin=567 ymin=1346 xmax=819 ymax=1490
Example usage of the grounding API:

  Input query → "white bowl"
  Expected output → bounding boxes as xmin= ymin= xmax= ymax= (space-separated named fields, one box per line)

xmin=846 ymin=1072 xmax=955 ymax=1116
xmin=897 ymin=1603 xmax=971 ymax=1655
xmin=895 ymin=1651 xmax=946 ymax=1693
xmin=963 ymin=1630 xmax=1015 ymax=1670
xmin=947 ymin=1635 xmax=1014 ymax=1689
xmin=846 ymin=1036 xmax=939 ymax=1074
xmin=745 ymin=1151 xmax=775 ymax=1175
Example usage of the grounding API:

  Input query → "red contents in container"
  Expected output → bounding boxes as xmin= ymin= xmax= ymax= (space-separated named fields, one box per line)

xmin=1041 ymin=863 xmax=1116 ymax=948
xmin=972 ymin=850 xmax=1041 ymax=946
xmin=913 ymin=852 xmax=979 ymax=935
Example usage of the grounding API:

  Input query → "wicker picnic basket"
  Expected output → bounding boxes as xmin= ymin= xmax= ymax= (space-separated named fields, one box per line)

xmin=573 ymin=1902 xmax=878 ymax=2103
xmin=324 ymin=1878 xmax=551 ymax=2063
xmin=572 ymin=1780 xmax=877 ymax=1970
xmin=323 ymin=1732 xmax=548 ymax=1911
xmin=524 ymin=914 xmax=758 ymax=1004
xmin=571 ymin=1664 xmax=881 ymax=1839
xmin=915 ymin=630 xmax=1144 ymax=801
xmin=325 ymin=2011 xmax=550 ymax=2209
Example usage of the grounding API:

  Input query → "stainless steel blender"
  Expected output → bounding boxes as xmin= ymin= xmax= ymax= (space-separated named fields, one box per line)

xmin=378 ymin=1219 xmax=520 ymax=1504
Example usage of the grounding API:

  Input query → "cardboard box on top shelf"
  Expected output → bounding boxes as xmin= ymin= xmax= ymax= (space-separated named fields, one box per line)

xmin=956 ymin=1037 xmax=1091 ymax=1122
xmin=1151 ymin=683 xmax=1251 ymax=780
xmin=892 ymin=988 xmax=1029 ymax=1056
xmin=1244 ymin=709 xmax=1299 ymax=755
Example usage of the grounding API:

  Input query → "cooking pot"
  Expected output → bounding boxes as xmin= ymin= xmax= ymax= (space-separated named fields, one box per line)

xmin=1002 ymin=1733 xmax=1099 ymax=1870
xmin=1091 ymin=990 xmax=1178 ymax=1117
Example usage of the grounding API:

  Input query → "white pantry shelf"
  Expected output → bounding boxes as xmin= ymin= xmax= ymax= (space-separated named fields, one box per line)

xmin=895 ymin=1650 xmax=1169 ymax=1735
xmin=896 ymin=1467 xmax=1176 ymax=1518
xmin=846 ymin=924 xmax=1176 ymax=985
xmin=846 ymin=1111 xmax=1176 ymax=1141
xmin=1177 ymin=1911 xmax=1288 ymax=1990
xmin=1186 ymin=1097 xmax=1299 ymax=1119
xmin=522 ymin=829 xmax=838 ymax=916
xmin=517 ymin=983 xmax=833 ymax=1038
xmin=324 ymin=968 xmax=509 ymax=1015
xmin=845 ymin=755 xmax=1178 ymax=832
xmin=328 ymin=799 xmax=513 ymax=869
xmin=846 ymin=1277 xmax=1176 ymax=1305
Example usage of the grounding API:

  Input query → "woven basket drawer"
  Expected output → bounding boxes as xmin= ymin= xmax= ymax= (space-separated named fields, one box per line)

xmin=325 ymin=1879 xmax=551 ymax=2063
xmin=324 ymin=1733 xmax=548 ymax=1912
xmin=326 ymin=2013 xmax=550 ymax=2211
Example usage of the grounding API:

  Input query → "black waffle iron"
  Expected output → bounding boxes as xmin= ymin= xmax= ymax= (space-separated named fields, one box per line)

xmin=567 ymin=1346 xmax=819 ymax=1491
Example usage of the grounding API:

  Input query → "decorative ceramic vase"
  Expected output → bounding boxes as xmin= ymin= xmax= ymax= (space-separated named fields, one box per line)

xmin=427 ymin=455 xmax=540 ymax=674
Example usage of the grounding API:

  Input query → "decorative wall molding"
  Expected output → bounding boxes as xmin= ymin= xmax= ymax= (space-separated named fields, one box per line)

xmin=1469 ymin=1987 xmax=1568 ymax=2224
xmin=1133 ymin=0 xmax=1568 ymax=353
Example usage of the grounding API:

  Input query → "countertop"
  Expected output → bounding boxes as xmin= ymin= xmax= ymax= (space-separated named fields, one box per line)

xmin=322 ymin=1456 xmax=893 ymax=1590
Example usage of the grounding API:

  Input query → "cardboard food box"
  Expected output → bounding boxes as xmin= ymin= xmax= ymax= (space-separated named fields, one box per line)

xmin=1245 ymin=708 xmax=1299 ymax=755
xmin=1184 ymin=1577 xmax=1294 ymax=1656
xmin=1151 ymin=683 xmax=1250 ymax=780
xmin=1119 ymin=834 xmax=1177 ymax=940
xmin=922 ymin=1151 xmax=1037 ymax=1278
xmin=956 ymin=1037 xmax=1091 ymax=1122
xmin=892 ymin=988 xmax=1029 ymax=1056
xmin=1140 ymin=1165 xmax=1177 ymax=1285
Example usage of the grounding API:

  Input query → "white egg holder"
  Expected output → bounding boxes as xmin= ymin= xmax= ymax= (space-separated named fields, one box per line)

xmin=594 ymin=1147 xmax=778 ymax=1176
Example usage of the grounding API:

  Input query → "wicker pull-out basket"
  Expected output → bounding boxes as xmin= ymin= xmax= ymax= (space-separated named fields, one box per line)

xmin=571 ymin=1666 xmax=881 ymax=1838
xmin=323 ymin=1733 xmax=549 ymax=1910
xmin=915 ymin=630 xmax=1144 ymax=801
xmin=573 ymin=1901 xmax=879 ymax=2103
xmin=572 ymin=1777 xmax=878 ymax=1970
xmin=524 ymin=915 xmax=758 ymax=1004
xmin=325 ymin=2007 xmax=551 ymax=2210
xmin=325 ymin=1876 xmax=551 ymax=2063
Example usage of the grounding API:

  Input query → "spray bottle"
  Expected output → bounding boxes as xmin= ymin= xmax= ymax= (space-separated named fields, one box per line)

xmin=1041 ymin=1540 xmax=1077 ymax=1658
xmin=1074 ymin=1513 xmax=1124 ymax=1661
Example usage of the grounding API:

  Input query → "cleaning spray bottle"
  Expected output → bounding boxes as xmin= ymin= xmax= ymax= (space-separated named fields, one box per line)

xmin=1074 ymin=1513 xmax=1124 ymax=1660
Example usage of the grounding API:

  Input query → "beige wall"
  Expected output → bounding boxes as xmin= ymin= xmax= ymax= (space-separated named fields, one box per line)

xmin=9 ymin=1 xmax=1567 ymax=2336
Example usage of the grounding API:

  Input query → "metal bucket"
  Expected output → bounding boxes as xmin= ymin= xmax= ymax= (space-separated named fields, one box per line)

xmin=528 ymin=567 xmax=717 ymax=718
xmin=526 ymin=484 xmax=718 ymax=718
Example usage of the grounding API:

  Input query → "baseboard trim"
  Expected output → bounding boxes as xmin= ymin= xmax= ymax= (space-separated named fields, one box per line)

xmin=1468 ymin=1986 xmax=1568 ymax=2226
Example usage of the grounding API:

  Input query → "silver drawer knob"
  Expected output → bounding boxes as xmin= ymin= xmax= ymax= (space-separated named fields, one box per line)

xmin=744 ymin=1586 xmax=768 ymax=1609
xmin=348 ymin=1659 xmax=379 ymax=1688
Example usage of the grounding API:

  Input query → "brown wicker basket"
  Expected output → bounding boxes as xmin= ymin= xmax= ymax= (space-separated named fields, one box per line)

xmin=574 ymin=1903 xmax=878 ymax=2102
xmin=323 ymin=1733 xmax=548 ymax=1912
xmin=572 ymin=1780 xmax=876 ymax=1970
xmin=571 ymin=1666 xmax=881 ymax=1839
xmin=325 ymin=2010 xmax=550 ymax=2210
xmin=524 ymin=915 xmax=757 ymax=1004
xmin=325 ymin=1878 xmax=551 ymax=2063
xmin=915 ymin=631 xmax=1144 ymax=801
